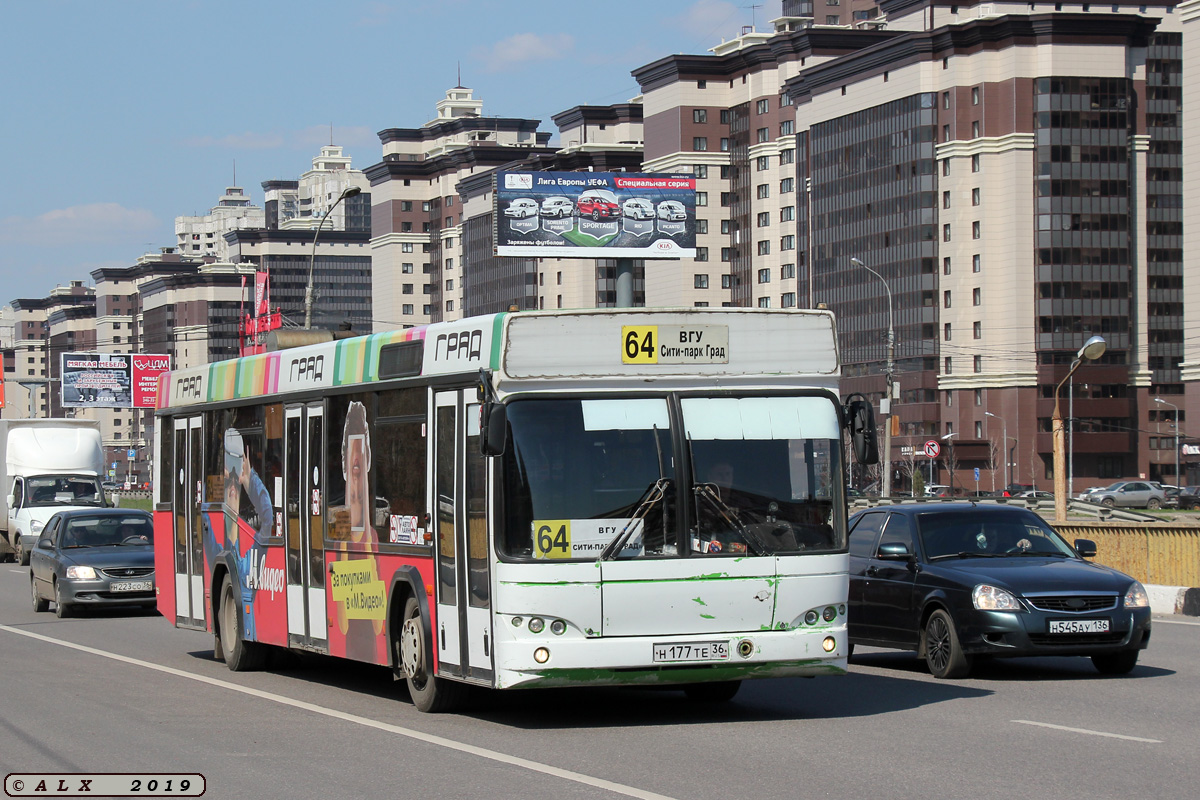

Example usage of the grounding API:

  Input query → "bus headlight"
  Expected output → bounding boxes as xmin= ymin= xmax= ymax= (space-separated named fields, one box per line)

xmin=528 ymin=617 xmax=545 ymax=633
xmin=823 ymin=637 xmax=836 ymax=652
xmin=549 ymin=619 xmax=566 ymax=635
xmin=534 ymin=647 xmax=550 ymax=663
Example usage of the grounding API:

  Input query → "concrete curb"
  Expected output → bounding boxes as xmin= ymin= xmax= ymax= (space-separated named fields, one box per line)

xmin=1147 ymin=584 xmax=1200 ymax=616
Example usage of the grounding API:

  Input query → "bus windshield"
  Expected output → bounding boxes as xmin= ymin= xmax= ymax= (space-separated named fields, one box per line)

xmin=499 ymin=395 xmax=844 ymax=560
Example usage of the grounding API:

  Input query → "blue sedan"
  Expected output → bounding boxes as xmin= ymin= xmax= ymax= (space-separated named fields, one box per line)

xmin=29 ymin=508 xmax=155 ymax=618
xmin=848 ymin=504 xmax=1151 ymax=678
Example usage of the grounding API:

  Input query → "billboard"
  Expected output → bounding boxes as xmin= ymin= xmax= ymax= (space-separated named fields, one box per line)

xmin=61 ymin=353 xmax=171 ymax=409
xmin=495 ymin=171 xmax=696 ymax=259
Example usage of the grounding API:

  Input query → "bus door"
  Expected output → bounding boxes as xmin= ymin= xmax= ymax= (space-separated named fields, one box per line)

xmin=432 ymin=389 xmax=493 ymax=684
xmin=285 ymin=404 xmax=328 ymax=650
xmin=172 ymin=416 xmax=205 ymax=629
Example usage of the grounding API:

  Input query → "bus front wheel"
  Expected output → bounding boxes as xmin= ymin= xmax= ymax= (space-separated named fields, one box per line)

xmin=400 ymin=596 xmax=466 ymax=713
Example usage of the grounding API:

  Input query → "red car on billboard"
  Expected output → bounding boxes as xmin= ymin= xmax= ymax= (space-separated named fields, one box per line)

xmin=576 ymin=189 xmax=620 ymax=220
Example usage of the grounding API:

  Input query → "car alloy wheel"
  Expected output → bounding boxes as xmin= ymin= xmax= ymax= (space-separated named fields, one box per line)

xmin=923 ymin=609 xmax=972 ymax=679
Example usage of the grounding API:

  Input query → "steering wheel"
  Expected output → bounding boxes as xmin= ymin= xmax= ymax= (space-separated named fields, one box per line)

xmin=121 ymin=535 xmax=149 ymax=545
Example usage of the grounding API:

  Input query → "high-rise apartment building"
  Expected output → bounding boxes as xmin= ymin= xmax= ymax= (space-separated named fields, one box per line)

xmin=262 ymin=145 xmax=371 ymax=232
xmin=175 ymin=186 xmax=266 ymax=262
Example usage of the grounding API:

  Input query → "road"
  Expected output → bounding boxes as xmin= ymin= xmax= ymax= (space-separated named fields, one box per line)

xmin=0 ymin=564 xmax=1196 ymax=800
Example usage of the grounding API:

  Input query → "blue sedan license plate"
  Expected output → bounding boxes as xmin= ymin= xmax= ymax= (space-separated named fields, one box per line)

xmin=1048 ymin=618 xmax=1110 ymax=634
xmin=111 ymin=580 xmax=152 ymax=593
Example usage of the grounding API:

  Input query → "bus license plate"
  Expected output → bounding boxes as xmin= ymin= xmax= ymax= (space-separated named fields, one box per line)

xmin=652 ymin=641 xmax=730 ymax=663
xmin=111 ymin=580 xmax=153 ymax=593
xmin=1048 ymin=618 xmax=1110 ymax=634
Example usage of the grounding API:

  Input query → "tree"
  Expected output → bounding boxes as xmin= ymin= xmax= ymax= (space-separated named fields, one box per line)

xmin=911 ymin=467 xmax=926 ymax=497
xmin=899 ymin=444 xmax=922 ymax=497
xmin=944 ymin=442 xmax=960 ymax=495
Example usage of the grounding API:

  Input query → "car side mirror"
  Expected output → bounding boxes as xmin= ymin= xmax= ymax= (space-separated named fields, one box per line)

xmin=37 ymin=537 xmax=52 ymax=549
xmin=1074 ymin=538 xmax=1097 ymax=558
xmin=843 ymin=393 xmax=879 ymax=465
xmin=876 ymin=542 xmax=911 ymax=560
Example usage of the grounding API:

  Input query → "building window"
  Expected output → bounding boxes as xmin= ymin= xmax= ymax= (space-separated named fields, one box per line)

xmin=403 ymin=284 xmax=414 ymax=295
xmin=943 ymin=191 xmax=951 ymax=209
xmin=780 ymin=235 xmax=795 ymax=250
xmin=972 ymin=221 xmax=981 ymax=239
xmin=781 ymin=292 xmax=796 ymax=308
xmin=698 ymin=80 xmax=707 ymax=89
xmin=720 ymin=192 xmax=732 ymax=206
xmin=720 ymin=138 xmax=730 ymax=151
xmin=973 ymin=288 xmax=981 ymax=305
xmin=756 ymin=99 xmax=769 ymax=114
xmin=780 ymin=206 xmax=795 ymax=222
xmin=403 ymin=304 xmax=414 ymax=315
xmin=694 ymin=164 xmax=708 ymax=178
xmin=973 ymin=321 xmax=982 ymax=339
xmin=758 ymin=297 xmax=772 ymax=308
xmin=401 ymin=222 xmax=412 ymax=232
xmin=721 ymin=247 xmax=731 ymax=262
xmin=757 ymin=184 xmax=770 ymax=199
xmin=722 ymin=274 xmax=732 ymax=289
xmin=445 ymin=279 xmax=454 ymax=291
xmin=942 ymin=124 xmax=951 ymax=142
xmin=945 ymin=357 xmax=952 ymax=374
xmin=826 ymin=14 xmax=841 ymax=24
xmin=696 ymin=246 xmax=709 ymax=262
xmin=972 ymin=187 xmax=981 ymax=206
xmin=943 ymin=257 xmax=951 ymax=275
xmin=944 ymin=323 xmax=952 ymax=341
xmin=693 ymin=137 xmax=708 ymax=151
xmin=720 ymin=165 xmax=731 ymax=179
xmin=971 ymin=154 xmax=981 ymax=172
xmin=780 ymin=178 xmax=794 ymax=193
xmin=757 ymin=211 xmax=770 ymax=227
xmin=944 ymin=290 xmax=952 ymax=308
xmin=943 ymin=224 xmax=951 ymax=242
xmin=402 ymin=243 xmax=413 ymax=253
xmin=975 ymin=421 xmax=984 ymax=438
xmin=757 ymin=241 xmax=771 ymax=256
xmin=972 ymin=86 xmax=980 ymax=105
xmin=696 ymin=219 xmax=708 ymax=234
xmin=972 ymin=121 xmax=980 ymax=138
xmin=780 ymin=120 xmax=794 ymax=136
xmin=942 ymin=159 xmax=950 ymax=176
xmin=756 ymin=156 xmax=770 ymax=171
xmin=693 ymin=109 xmax=707 ymax=123
xmin=695 ymin=301 xmax=709 ymax=307
xmin=781 ymin=263 xmax=795 ymax=279
xmin=446 ymin=300 xmax=454 ymax=312
xmin=720 ymin=109 xmax=730 ymax=124
xmin=422 ymin=201 xmax=431 ymax=212
xmin=694 ymin=274 xmax=709 ymax=289
xmin=757 ymin=127 xmax=769 ymax=143
xmin=942 ymin=91 xmax=950 ymax=109
xmin=696 ymin=192 xmax=708 ymax=206
xmin=974 ymin=355 xmax=982 ymax=373
xmin=757 ymin=268 xmax=771 ymax=283
xmin=780 ymin=149 xmax=795 ymax=165
xmin=423 ymin=305 xmax=432 ymax=315
xmin=445 ymin=258 xmax=454 ymax=270
xmin=401 ymin=201 xmax=412 ymax=211
xmin=972 ymin=254 xmax=981 ymax=272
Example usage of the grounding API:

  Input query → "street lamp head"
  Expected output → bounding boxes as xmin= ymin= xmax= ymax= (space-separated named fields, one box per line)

xmin=340 ymin=186 xmax=362 ymax=200
xmin=1078 ymin=335 xmax=1106 ymax=362
xmin=985 ymin=411 xmax=997 ymax=419
xmin=850 ymin=257 xmax=865 ymax=268
xmin=941 ymin=432 xmax=958 ymax=440
xmin=1155 ymin=397 xmax=1167 ymax=406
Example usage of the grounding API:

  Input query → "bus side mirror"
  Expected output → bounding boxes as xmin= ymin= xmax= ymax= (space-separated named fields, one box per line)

xmin=844 ymin=393 xmax=879 ymax=465
xmin=480 ymin=403 xmax=508 ymax=457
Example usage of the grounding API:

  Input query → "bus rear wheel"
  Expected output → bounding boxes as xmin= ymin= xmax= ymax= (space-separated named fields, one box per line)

xmin=400 ymin=596 xmax=466 ymax=713
xmin=220 ymin=579 xmax=266 ymax=672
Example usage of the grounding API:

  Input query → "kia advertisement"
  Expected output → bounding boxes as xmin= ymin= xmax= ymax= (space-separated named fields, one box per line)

xmin=495 ymin=171 xmax=697 ymax=258
xmin=61 ymin=353 xmax=171 ymax=409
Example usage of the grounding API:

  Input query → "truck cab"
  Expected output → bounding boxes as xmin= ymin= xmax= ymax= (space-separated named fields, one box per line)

xmin=8 ymin=474 xmax=107 ymax=565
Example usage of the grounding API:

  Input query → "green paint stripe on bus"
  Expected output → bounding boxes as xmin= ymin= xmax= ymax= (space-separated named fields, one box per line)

xmin=490 ymin=312 xmax=507 ymax=369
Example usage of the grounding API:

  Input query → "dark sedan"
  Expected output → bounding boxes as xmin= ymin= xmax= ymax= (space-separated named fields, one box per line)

xmin=29 ymin=509 xmax=155 ymax=618
xmin=848 ymin=504 xmax=1151 ymax=678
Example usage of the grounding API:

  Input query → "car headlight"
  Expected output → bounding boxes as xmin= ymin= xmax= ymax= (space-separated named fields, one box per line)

xmin=1124 ymin=581 xmax=1150 ymax=609
xmin=65 ymin=566 xmax=97 ymax=580
xmin=973 ymin=583 xmax=1023 ymax=611
xmin=31 ymin=520 xmax=45 ymax=534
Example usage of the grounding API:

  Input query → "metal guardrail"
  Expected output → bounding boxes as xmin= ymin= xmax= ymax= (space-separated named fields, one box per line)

xmin=849 ymin=496 xmax=1160 ymax=523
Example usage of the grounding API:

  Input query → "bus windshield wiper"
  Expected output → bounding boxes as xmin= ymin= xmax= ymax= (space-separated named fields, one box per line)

xmin=693 ymin=484 xmax=767 ymax=555
xmin=928 ymin=551 xmax=1002 ymax=560
xmin=598 ymin=478 xmax=671 ymax=561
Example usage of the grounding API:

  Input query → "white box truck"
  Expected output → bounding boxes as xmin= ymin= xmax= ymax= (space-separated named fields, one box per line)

xmin=0 ymin=419 xmax=106 ymax=564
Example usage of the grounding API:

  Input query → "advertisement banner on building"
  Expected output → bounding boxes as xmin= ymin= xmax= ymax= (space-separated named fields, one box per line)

xmin=61 ymin=353 xmax=171 ymax=409
xmin=494 ymin=171 xmax=696 ymax=259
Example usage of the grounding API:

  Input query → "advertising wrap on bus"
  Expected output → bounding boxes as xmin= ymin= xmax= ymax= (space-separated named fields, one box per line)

xmin=495 ymin=171 xmax=697 ymax=259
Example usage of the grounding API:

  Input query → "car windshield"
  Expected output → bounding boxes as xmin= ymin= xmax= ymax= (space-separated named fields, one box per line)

xmin=499 ymin=395 xmax=845 ymax=560
xmin=61 ymin=515 xmax=153 ymax=548
xmin=24 ymin=475 xmax=105 ymax=508
xmin=918 ymin=510 xmax=1076 ymax=559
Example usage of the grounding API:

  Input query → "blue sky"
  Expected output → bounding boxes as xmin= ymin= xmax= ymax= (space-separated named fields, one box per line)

xmin=0 ymin=0 xmax=781 ymax=305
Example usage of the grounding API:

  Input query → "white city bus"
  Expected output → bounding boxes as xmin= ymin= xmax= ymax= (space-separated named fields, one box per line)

xmin=153 ymin=308 xmax=877 ymax=711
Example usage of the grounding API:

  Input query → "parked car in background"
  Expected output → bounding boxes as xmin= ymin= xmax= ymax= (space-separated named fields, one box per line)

xmin=101 ymin=480 xmax=119 ymax=492
xmin=1084 ymin=480 xmax=1167 ymax=509
xmin=1176 ymin=486 xmax=1200 ymax=510
xmin=1162 ymin=486 xmax=1182 ymax=508
xmin=29 ymin=508 xmax=155 ymax=618
xmin=847 ymin=504 xmax=1151 ymax=678
xmin=1003 ymin=484 xmax=1034 ymax=496
xmin=1016 ymin=490 xmax=1054 ymax=500
xmin=924 ymin=485 xmax=952 ymax=497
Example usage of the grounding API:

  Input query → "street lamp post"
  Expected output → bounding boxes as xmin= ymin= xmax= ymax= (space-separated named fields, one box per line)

xmin=941 ymin=431 xmax=958 ymax=495
xmin=1155 ymin=397 xmax=1180 ymax=487
xmin=985 ymin=411 xmax=1007 ymax=491
xmin=304 ymin=186 xmax=362 ymax=329
xmin=851 ymin=257 xmax=894 ymax=497
xmin=1054 ymin=336 xmax=1107 ymax=522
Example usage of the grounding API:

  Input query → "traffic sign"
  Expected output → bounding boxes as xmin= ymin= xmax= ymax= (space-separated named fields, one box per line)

xmin=974 ymin=467 xmax=981 ymax=481
xmin=923 ymin=440 xmax=941 ymax=458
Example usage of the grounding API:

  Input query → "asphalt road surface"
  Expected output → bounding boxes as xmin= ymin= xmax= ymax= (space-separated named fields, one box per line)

xmin=0 ymin=564 xmax=1196 ymax=800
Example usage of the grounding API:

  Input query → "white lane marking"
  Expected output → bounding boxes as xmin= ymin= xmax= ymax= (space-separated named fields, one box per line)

xmin=1013 ymin=720 xmax=1161 ymax=743
xmin=0 ymin=624 xmax=676 ymax=800
xmin=1153 ymin=618 xmax=1200 ymax=626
